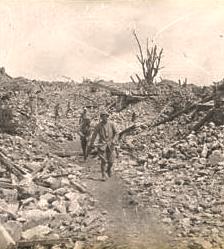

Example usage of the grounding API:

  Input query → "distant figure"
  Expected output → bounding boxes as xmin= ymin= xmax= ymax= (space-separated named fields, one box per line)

xmin=54 ymin=103 xmax=60 ymax=122
xmin=131 ymin=111 xmax=137 ymax=122
xmin=79 ymin=107 xmax=87 ymax=124
xmin=88 ymin=110 xmax=117 ymax=181
xmin=66 ymin=101 xmax=72 ymax=118
xmin=79 ymin=108 xmax=91 ymax=161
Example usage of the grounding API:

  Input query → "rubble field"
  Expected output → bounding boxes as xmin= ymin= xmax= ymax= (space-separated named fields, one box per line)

xmin=0 ymin=68 xmax=224 ymax=249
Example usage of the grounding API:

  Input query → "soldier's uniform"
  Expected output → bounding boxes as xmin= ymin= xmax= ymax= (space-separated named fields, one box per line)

xmin=79 ymin=108 xmax=91 ymax=160
xmin=89 ymin=111 xmax=117 ymax=180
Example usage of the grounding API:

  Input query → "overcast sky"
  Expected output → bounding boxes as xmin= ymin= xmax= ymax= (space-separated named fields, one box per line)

xmin=0 ymin=0 xmax=224 ymax=85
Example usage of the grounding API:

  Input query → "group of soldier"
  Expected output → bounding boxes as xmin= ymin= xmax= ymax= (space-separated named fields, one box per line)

xmin=79 ymin=107 xmax=117 ymax=181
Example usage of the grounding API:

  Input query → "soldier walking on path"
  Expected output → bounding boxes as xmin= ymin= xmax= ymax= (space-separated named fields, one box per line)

xmin=79 ymin=107 xmax=88 ymax=124
xmin=88 ymin=110 xmax=117 ymax=181
xmin=79 ymin=107 xmax=91 ymax=161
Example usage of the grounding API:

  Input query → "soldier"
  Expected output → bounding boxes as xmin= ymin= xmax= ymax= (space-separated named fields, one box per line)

xmin=79 ymin=107 xmax=87 ymax=124
xmin=66 ymin=101 xmax=72 ymax=118
xmin=88 ymin=110 xmax=117 ymax=181
xmin=54 ymin=103 xmax=60 ymax=122
xmin=79 ymin=107 xmax=91 ymax=161
xmin=131 ymin=111 xmax=137 ymax=122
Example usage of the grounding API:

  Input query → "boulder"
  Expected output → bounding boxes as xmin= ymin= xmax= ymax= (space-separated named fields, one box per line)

xmin=44 ymin=177 xmax=61 ymax=190
xmin=40 ymin=193 xmax=56 ymax=204
xmin=52 ymin=199 xmax=67 ymax=213
xmin=4 ymin=220 xmax=22 ymax=241
xmin=18 ymin=209 xmax=57 ymax=229
xmin=22 ymin=225 xmax=51 ymax=240
xmin=209 ymin=150 xmax=224 ymax=165
xmin=0 ymin=224 xmax=15 ymax=249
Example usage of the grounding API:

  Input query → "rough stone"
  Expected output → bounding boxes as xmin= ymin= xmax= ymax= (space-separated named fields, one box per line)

xmin=97 ymin=235 xmax=109 ymax=241
xmin=37 ymin=198 xmax=49 ymax=210
xmin=209 ymin=150 xmax=224 ymax=165
xmin=18 ymin=209 xmax=57 ymax=229
xmin=40 ymin=193 xmax=56 ymax=204
xmin=73 ymin=241 xmax=84 ymax=249
xmin=4 ymin=220 xmax=22 ymax=241
xmin=0 ymin=224 xmax=15 ymax=249
xmin=22 ymin=225 xmax=51 ymax=240
xmin=45 ymin=177 xmax=61 ymax=190
xmin=52 ymin=199 xmax=67 ymax=213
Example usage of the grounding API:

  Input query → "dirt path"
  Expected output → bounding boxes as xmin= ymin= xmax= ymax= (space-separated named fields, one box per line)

xmin=68 ymin=140 xmax=171 ymax=249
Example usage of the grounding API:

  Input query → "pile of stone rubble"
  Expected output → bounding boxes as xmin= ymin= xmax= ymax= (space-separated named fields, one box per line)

xmin=0 ymin=133 xmax=106 ymax=249
xmin=116 ymin=122 xmax=224 ymax=249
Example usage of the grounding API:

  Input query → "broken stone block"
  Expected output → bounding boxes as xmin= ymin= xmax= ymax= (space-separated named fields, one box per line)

xmin=162 ymin=147 xmax=176 ymax=159
xmin=18 ymin=209 xmax=57 ymax=230
xmin=22 ymin=197 xmax=36 ymax=207
xmin=37 ymin=198 xmax=49 ymax=210
xmin=70 ymin=181 xmax=86 ymax=193
xmin=54 ymin=187 xmax=68 ymax=196
xmin=34 ymin=245 xmax=46 ymax=249
xmin=198 ymin=158 xmax=207 ymax=165
xmin=188 ymin=238 xmax=213 ymax=249
xmin=22 ymin=225 xmax=51 ymax=240
xmin=4 ymin=220 xmax=22 ymax=241
xmin=19 ymin=178 xmax=39 ymax=197
xmin=158 ymin=159 xmax=168 ymax=167
xmin=61 ymin=177 xmax=70 ymax=186
xmin=50 ymin=213 xmax=72 ymax=229
xmin=40 ymin=193 xmax=56 ymax=204
xmin=201 ymin=144 xmax=208 ymax=158
xmin=211 ymin=140 xmax=221 ymax=150
xmin=0 ymin=214 xmax=8 ymax=223
xmin=97 ymin=235 xmax=109 ymax=241
xmin=162 ymin=216 xmax=172 ymax=225
xmin=0 ymin=224 xmax=15 ymax=249
xmin=83 ymin=212 xmax=100 ymax=227
xmin=51 ymin=245 xmax=62 ymax=249
xmin=44 ymin=177 xmax=61 ymax=190
xmin=65 ymin=192 xmax=80 ymax=202
xmin=73 ymin=241 xmax=84 ymax=249
xmin=1 ymin=188 xmax=18 ymax=203
xmin=52 ymin=199 xmax=67 ymax=213
xmin=209 ymin=150 xmax=224 ymax=165
xmin=68 ymin=201 xmax=81 ymax=215
xmin=0 ymin=199 xmax=18 ymax=219
xmin=125 ymin=138 xmax=135 ymax=149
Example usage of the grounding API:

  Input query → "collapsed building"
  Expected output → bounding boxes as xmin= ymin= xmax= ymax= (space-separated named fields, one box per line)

xmin=0 ymin=68 xmax=224 ymax=249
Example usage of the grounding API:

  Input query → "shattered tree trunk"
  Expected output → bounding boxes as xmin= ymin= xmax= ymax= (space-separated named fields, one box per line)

xmin=131 ymin=31 xmax=163 ymax=93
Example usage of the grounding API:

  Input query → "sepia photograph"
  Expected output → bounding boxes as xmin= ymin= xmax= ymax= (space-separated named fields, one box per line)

xmin=0 ymin=0 xmax=224 ymax=248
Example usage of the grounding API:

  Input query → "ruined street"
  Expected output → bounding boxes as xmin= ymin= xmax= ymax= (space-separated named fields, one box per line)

xmin=0 ymin=67 xmax=224 ymax=249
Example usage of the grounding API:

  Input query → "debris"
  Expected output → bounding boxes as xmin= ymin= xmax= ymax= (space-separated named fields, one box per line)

xmin=97 ymin=235 xmax=109 ymax=242
xmin=73 ymin=241 xmax=84 ymax=249
xmin=0 ymin=224 xmax=16 ymax=249
xmin=22 ymin=225 xmax=51 ymax=240
xmin=0 ymin=68 xmax=223 ymax=249
xmin=4 ymin=221 xmax=22 ymax=241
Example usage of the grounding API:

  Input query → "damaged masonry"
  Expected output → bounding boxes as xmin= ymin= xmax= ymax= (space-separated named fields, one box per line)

xmin=0 ymin=62 xmax=224 ymax=249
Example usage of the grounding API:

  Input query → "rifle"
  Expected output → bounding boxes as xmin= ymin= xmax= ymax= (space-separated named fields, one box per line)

xmin=86 ymin=142 xmax=119 ymax=159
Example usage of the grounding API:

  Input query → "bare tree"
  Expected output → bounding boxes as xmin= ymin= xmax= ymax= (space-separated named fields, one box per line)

xmin=131 ymin=31 xmax=163 ymax=94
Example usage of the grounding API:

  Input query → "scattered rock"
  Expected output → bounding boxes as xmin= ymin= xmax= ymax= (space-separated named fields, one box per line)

xmin=209 ymin=150 xmax=224 ymax=165
xmin=22 ymin=225 xmax=51 ymax=240
xmin=73 ymin=241 xmax=84 ymax=249
xmin=0 ymin=224 xmax=15 ymax=249
xmin=4 ymin=220 xmax=22 ymax=241
xmin=97 ymin=235 xmax=109 ymax=241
